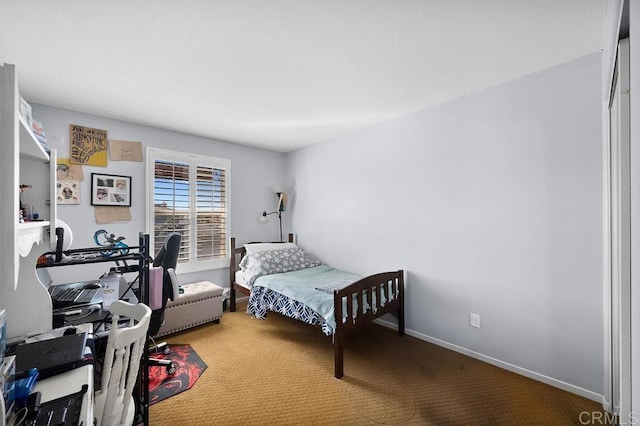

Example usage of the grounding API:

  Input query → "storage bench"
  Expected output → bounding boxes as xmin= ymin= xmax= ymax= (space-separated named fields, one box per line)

xmin=155 ymin=281 xmax=223 ymax=337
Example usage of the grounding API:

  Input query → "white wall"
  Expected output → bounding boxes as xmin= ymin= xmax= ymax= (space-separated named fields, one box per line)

xmin=22 ymin=105 xmax=287 ymax=287
xmin=286 ymin=53 xmax=604 ymax=398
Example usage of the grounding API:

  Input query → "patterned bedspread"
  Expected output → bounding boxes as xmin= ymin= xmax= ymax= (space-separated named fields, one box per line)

xmin=245 ymin=265 xmax=361 ymax=336
xmin=247 ymin=285 xmax=334 ymax=335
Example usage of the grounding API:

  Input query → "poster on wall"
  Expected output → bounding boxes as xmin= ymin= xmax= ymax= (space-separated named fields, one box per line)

xmin=94 ymin=206 xmax=132 ymax=224
xmin=108 ymin=140 xmax=143 ymax=162
xmin=70 ymin=124 xmax=108 ymax=166
xmin=56 ymin=158 xmax=84 ymax=181
xmin=56 ymin=180 xmax=80 ymax=204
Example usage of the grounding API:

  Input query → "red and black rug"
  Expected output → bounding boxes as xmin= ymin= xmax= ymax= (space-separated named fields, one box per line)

xmin=148 ymin=344 xmax=207 ymax=405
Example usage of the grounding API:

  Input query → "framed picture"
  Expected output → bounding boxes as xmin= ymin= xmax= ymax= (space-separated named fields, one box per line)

xmin=91 ymin=173 xmax=131 ymax=207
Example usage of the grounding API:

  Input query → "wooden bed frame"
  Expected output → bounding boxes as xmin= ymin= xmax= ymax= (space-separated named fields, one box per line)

xmin=229 ymin=234 xmax=405 ymax=378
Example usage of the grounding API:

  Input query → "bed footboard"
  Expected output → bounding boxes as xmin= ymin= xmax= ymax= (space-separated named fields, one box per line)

xmin=333 ymin=270 xmax=404 ymax=378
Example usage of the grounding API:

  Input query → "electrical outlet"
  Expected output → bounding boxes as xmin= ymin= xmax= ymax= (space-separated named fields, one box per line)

xmin=470 ymin=313 xmax=480 ymax=328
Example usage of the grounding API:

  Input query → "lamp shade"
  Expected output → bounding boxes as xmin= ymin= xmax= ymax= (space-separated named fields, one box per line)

xmin=277 ymin=193 xmax=287 ymax=212
xmin=272 ymin=185 xmax=285 ymax=194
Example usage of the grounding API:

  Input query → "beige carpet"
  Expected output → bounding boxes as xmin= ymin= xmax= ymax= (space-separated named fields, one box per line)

xmin=149 ymin=304 xmax=606 ymax=425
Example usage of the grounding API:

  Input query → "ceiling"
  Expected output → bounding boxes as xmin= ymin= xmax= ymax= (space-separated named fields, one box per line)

xmin=0 ymin=1 xmax=606 ymax=153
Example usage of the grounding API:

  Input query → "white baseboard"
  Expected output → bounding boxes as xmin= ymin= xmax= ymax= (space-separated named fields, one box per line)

xmin=374 ymin=318 xmax=605 ymax=405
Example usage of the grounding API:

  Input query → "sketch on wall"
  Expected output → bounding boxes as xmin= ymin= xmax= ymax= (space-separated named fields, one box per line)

xmin=109 ymin=139 xmax=143 ymax=162
xmin=56 ymin=158 xmax=84 ymax=181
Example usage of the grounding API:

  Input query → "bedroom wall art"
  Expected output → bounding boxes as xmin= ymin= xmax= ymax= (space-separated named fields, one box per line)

xmin=70 ymin=124 xmax=108 ymax=166
xmin=90 ymin=173 xmax=131 ymax=207
xmin=56 ymin=180 xmax=80 ymax=205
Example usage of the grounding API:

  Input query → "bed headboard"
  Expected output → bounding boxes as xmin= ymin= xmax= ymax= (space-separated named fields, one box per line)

xmin=229 ymin=233 xmax=294 ymax=284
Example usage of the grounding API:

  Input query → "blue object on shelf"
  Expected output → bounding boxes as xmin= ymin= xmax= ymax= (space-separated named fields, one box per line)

xmin=93 ymin=229 xmax=129 ymax=257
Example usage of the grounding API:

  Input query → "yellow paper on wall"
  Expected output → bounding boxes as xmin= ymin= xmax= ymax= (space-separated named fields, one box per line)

xmin=70 ymin=124 xmax=108 ymax=166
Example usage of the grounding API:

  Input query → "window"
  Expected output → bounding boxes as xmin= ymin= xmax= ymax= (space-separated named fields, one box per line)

xmin=147 ymin=148 xmax=230 ymax=271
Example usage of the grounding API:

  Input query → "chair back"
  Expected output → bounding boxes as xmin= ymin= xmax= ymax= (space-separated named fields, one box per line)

xmin=94 ymin=300 xmax=151 ymax=426
xmin=153 ymin=232 xmax=181 ymax=271
xmin=149 ymin=232 xmax=182 ymax=335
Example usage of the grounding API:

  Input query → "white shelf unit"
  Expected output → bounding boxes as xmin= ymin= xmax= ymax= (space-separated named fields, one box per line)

xmin=17 ymin=112 xmax=57 ymax=255
xmin=0 ymin=63 xmax=57 ymax=339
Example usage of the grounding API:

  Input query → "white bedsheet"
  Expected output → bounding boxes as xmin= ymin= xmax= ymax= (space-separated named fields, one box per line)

xmin=235 ymin=270 xmax=248 ymax=289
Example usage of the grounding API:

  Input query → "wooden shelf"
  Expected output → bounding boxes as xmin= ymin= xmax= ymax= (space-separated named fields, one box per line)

xmin=18 ymin=220 xmax=50 ymax=230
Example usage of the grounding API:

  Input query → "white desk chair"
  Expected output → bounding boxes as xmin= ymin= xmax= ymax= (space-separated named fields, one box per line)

xmin=0 ymin=391 xmax=4 ymax=426
xmin=94 ymin=300 xmax=151 ymax=426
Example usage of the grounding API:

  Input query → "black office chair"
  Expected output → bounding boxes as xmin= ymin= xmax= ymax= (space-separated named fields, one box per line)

xmin=148 ymin=232 xmax=182 ymax=374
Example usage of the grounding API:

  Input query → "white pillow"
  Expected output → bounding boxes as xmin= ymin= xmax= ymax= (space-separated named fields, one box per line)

xmin=244 ymin=242 xmax=297 ymax=254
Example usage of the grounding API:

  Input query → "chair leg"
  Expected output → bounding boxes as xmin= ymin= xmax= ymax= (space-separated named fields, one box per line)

xmin=149 ymin=341 xmax=170 ymax=355
xmin=148 ymin=339 xmax=176 ymax=374
xmin=149 ymin=357 xmax=176 ymax=374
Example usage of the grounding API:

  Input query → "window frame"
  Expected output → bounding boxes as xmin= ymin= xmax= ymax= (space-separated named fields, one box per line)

xmin=146 ymin=147 xmax=231 ymax=272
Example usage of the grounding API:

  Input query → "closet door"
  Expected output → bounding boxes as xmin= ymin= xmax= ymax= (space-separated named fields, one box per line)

xmin=607 ymin=38 xmax=631 ymax=420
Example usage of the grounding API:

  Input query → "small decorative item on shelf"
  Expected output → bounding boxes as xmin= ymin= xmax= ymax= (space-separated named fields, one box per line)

xmin=93 ymin=229 xmax=129 ymax=257
xmin=19 ymin=96 xmax=32 ymax=125
xmin=30 ymin=119 xmax=50 ymax=154
xmin=18 ymin=184 xmax=32 ymax=222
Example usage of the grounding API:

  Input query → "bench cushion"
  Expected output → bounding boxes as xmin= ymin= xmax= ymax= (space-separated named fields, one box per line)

xmin=156 ymin=281 xmax=223 ymax=337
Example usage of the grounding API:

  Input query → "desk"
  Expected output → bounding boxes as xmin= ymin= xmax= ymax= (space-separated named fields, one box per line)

xmin=10 ymin=324 xmax=94 ymax=426
xmin=58 ymin=307 xmax=125 ymax=358
xmin=53 ymin=284 xmax=139 ymax=330
xmin=51 ymin=308 xmax=149 ymax=425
